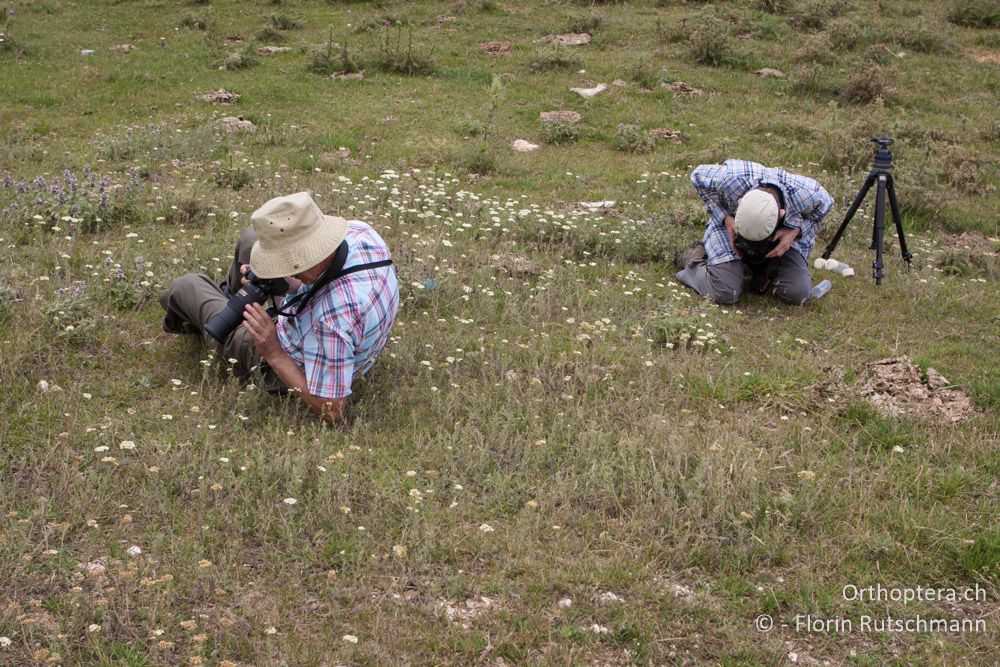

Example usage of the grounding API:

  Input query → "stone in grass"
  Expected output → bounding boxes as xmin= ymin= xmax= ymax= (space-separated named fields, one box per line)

xmin=512 ymin=139 xmax=539 ymax=152
xmin=570 ymin=83 xmax=607 ymax=98
xmin=490 ymin=253 xmax=542 ymax=276
xmin=198 ymin=89 xmax=240 ymax=104
xmin=540 ymin=110 xmax=581 ymax=124
xmin=544 ymin=33 xmax=591 ymax=46
xmin=756 ymin=68 xmax=785 ymax=78
xmin=331 ymin=71 xmax=364 ymax=80
xmin=258 ymin=46 xmax=292 ymax=55
xmin=649 ymin=128 xmax=683 ymax=140
xmin=110 ymin=44 xmax=137 ymax=53
xmin=662 ymin=81 xmax=703 ymax=96
xmin=578 ymin=200 xmax=616 ymax=210
xmin=216 ymin=117 xmax=256 ymax=134
xmin=479 ymin=41 xmax=511 ymax=55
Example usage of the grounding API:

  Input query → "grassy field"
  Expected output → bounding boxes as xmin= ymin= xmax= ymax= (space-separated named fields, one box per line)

xmin=1 ymin=0 xmax=999 ymax=664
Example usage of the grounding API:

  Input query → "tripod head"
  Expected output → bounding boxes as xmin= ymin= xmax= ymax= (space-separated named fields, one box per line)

xmin=871 ymin=137 xmax=894 ymax=172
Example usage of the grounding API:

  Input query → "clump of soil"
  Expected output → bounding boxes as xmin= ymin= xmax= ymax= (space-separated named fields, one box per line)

xmin=860 ymin=356 xmax=976 ymax=422
xmin=662 ymin=81 xmax=703 ymax=96
xmin=479 ymin=40 xmax=511 ymax=54
xmin=198 ymin=89 xmax=240 ymax=104
xmin=491 ymin=253 xmax=541 ymax=275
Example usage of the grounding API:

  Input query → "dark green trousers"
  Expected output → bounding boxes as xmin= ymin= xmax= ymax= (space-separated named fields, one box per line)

xmin=160 ymin=227 xmax=286 ymax=392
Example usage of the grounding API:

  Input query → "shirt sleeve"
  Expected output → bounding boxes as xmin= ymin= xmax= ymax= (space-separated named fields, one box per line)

xmin=784 ymin=184 xmax=835 ymax=252
xmin=300 ymin=320 xmax=356 ymax=400
xmin=691 ymin=164 xmax=729 ymax=227
xmin=691 ymin=164 xmax=738 ymax=265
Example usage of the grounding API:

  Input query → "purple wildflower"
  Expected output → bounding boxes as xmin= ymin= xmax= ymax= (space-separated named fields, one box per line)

xmin=2 ymin=171 xmax=11 ymax=188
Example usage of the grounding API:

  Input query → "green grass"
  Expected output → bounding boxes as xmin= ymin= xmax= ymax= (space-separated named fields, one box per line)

xmin=1 ymin=0 xmax=998 ymax=665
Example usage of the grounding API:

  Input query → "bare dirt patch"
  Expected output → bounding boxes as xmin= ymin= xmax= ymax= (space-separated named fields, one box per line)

xmin=479 ymin=40 xmax=511 ymax=54
xmin=969 ymin=50 xmax=1000 ymax=65
xmin=860 ymin=357 xmax=976 ymax=422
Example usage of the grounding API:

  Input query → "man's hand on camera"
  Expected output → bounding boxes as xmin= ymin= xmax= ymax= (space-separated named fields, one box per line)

xmin=241 ymin=264 xmax=303 ymax=292
xmin=766 ymin=227 xmax=800 ymax=258
xmin=243 ymin=302 xmax=281 ymax=361
xmin=724 ymin=215 xmax=741 ymax=257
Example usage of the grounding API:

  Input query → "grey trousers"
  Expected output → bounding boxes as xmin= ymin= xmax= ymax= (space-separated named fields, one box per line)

xmin=676 ymin=249 xmax=813 ymax=305
xmin=160 ymin=227 xmax=286 ymax=392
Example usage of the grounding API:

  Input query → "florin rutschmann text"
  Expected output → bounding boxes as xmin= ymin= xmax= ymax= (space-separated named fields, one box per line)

xmin=753 ymin=584 xmax=989 ymax=635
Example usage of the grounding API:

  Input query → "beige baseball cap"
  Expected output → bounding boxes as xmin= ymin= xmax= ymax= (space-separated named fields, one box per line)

xmin=248 ymin=192 xmax=348 ymax=278
xmin=734 ymin=189 xmax=780 ymax=241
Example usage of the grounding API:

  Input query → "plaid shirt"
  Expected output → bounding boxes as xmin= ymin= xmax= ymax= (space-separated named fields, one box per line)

xmin=691 ymin=160 xmax=834 ymax=265
xmin=276 ymin=220 xmax=399 ymax=400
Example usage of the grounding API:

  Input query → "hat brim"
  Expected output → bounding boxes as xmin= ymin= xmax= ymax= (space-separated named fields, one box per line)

xmin=249 ymin=215 xmax=348 ymax=279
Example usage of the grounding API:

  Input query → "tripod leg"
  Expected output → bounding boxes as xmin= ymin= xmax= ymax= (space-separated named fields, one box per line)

xmin=822 ymin=172 xmax=877 ymax=259
xmin=872 ymin=174 xmax=887 ymax=286
xmin=885 ymin=174 xmax=913 ymax=265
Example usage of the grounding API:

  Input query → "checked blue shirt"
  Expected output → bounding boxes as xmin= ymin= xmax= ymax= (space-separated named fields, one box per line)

xmin=691 ymin=160 xmax=835 ymax=265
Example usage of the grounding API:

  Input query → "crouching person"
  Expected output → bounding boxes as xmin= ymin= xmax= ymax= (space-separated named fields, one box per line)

xmin=675 ymin=160 xmax=834 ymax=305
xmin=160 ymin=192 xmax=399 ymax=423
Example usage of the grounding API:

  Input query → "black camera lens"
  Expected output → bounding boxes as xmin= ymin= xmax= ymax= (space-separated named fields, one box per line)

xmin=203 ymin=270 xmax=289 ymax=343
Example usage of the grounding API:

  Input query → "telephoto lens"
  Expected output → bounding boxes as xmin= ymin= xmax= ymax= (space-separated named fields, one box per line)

xmin=203 ymin=271 xmax=289 ymax=342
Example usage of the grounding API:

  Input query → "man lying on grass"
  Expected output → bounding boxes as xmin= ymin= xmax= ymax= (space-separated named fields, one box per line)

xmin=675 ymin=160 xmax=835 ymax=305
xmin=160 ymin=192 xmax=399 ymax=423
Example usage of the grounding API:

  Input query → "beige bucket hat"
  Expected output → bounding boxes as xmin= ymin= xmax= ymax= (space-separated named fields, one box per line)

xmin=249 ymin=192 xmax=348 ymax=278
xmin=734 ymin=189 xmax=780 ymax=241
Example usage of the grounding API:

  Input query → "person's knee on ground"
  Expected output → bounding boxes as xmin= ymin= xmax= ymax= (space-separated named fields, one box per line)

xmin=774 ymin=275 xmax=812 ymax=305
xmin=771 ymin=251 xmax=812 ymax=305
xmin=705 ymin=264 xmax=743 ymax=305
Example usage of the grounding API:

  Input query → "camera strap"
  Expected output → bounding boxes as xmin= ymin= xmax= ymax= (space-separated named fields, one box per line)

xmin=272 ymin=241 xmax=393 ymax=319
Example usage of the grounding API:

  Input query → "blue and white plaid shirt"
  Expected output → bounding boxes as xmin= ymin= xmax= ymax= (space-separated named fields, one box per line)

xmin=691 ymin=160 xmax=835 ymax=265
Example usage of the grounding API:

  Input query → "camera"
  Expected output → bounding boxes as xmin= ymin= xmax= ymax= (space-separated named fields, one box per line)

xmin=203 ymin=270 xmax=289 ymax=342
xmin=735 ymin=234 xmax=778 ymax=267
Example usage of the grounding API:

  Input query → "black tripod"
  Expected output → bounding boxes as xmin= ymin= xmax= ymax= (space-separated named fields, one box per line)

xmin=822 ymin=137 xmax=913 ymax=285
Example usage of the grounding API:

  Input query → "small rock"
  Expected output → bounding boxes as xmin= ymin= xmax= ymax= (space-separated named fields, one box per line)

xmin=579 ymin=200 xmax=616 ymax=210
xmin=512 ymin=139 xmax=539 ymax=152
xmin=258 ymin=46 xmax=292 ymax=55
xmin=756 ymin=68 xmax=785 ymax=78
xmin=80 ymin=49 xmax=95 ymax=56
xmin=37 ymin=380 xmax=50 ymax=393
xmin=330 ymin=71 xmax=364 ymax=80
xmin=596 ymin=591 xmax=624 ymax=604
xmin=925 ymin=368 xmax=950 ymax=390
xmin=544 ymin=33 xmax=591 ymax=46
xmin=671 ymin=583 xmax=695 ymax=603
xmin=126 ymin=545 xmax=142 ymax=557
xmin=590 ymin=624 xmax=610 ymax=634
xmin=110 ymin=44 xmax=137 ymax=53
xmin=662 ymin=81 xmax=702 ymax=96
xmin=612 ymin=78 xmax=627 ymax=87
xmin=540 ymin=110 xmax=581 ymax=124
xmin=649 ymin=128 xmax=682 ymax=140
xmin=570 ymin=83 xmax=607 ymax=98
xmin=558 ymin=597 xmax=573 ymax=608
xmin=216 ymin=116 xmax=256 ymax=134
xmin=198 ymin=89 xmax=240 ymax=104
